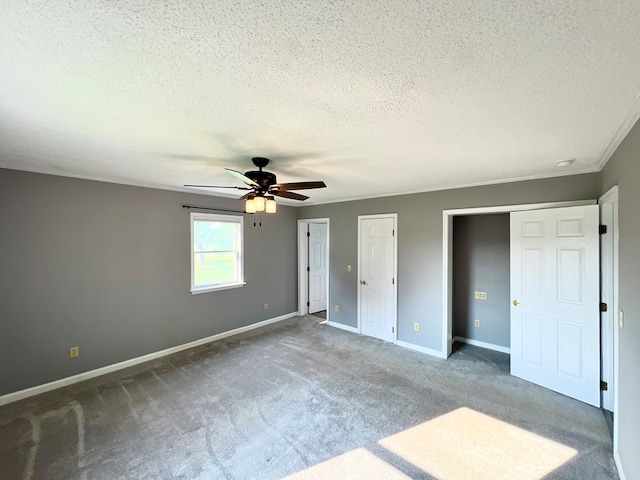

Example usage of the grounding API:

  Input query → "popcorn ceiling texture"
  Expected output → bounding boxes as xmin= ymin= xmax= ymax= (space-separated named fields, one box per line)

xmin=1 ymin=0 xmax=640 ymax=203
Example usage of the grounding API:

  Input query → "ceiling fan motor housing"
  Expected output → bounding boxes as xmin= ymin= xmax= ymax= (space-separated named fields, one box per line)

xmin=246 ymin=170 xmax=276 ymax=192
xmin=246 ymin=157 xmax=276 ymax=194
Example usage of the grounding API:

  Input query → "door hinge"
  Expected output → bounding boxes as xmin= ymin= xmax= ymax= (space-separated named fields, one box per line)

xmin=307 ymin=231 xmax=310 ymax=237
xmin=307 ymin=266 xmax=310 ymax=272
xmin=600 ymin=380 xmax=608 ymax=391
xmin=600 ymin=302 xmax=608 ymax=312
xmin=392 ymin=326 xmax=395 ymax=333
xmin=392 ymin=229 xmax=395 ymax=236
xmin=392 ymin=278 xmax=395 ymax=284
xmin=307 ymin=301 xmax=310 ymax=307
xmin=599 ymin=225 xmax=607 ymax=234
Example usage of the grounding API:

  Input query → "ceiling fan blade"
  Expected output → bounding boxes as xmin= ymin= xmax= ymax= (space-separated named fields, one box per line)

xmin=271 ymin=181 xmax=326 ymax=191
xmin=225 ymin=168 xmax=260 ymax=187
xmin=239 ymin=192 xmax=253 ymax=200
xmin=184 ymin=185 xmax=252 ymax=189
xmin=273 ymin=190 xmax=309 ymax=201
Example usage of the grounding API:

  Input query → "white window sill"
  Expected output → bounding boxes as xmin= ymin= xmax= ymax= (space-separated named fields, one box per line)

xmin=191 ymin=282 xmax=246 ymax=295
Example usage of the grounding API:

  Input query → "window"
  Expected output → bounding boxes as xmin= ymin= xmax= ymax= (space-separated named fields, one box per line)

xmin=190 ymin=212 xmax=244 ymax=293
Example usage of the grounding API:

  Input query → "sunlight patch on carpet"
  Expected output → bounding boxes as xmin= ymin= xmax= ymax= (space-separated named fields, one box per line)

xmin=378 ymin=407 xmax=577 ymax=480
xmin=282 ymin=448 xmax=411 ymax=480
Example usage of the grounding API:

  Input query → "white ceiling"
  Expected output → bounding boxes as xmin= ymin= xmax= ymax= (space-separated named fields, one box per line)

xmin=2 ymin=1 xmax=640 ymax=205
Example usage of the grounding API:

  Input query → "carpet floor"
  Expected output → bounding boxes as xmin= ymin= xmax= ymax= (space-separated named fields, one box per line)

xmin=0 ymin=316 xmax=617 ymax=479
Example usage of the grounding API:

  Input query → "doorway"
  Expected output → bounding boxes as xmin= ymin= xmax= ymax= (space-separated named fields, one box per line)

xmin=442 ymin=200 xmax=596 ymax=357
xmin=297 ymin=218 xmax=329 ymax=319
xmin=445 ymin=201 xmax=604 ymax=408
xmin=452 ymin=213 xmax=511 ymax=354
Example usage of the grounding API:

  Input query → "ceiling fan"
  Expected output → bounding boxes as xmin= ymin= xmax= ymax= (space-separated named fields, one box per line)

xmin=185 ymin=157 xmax=327 ymax=213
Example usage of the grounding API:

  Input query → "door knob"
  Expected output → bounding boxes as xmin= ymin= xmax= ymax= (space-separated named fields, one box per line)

xmin=360 ymin=280 xmax=367 ymax=285
xmin=513 ymin=300 xmax=520 ymax=306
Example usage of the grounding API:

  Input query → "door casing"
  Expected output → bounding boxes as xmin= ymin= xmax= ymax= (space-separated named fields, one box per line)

xmin=297 ymin=218 xmax=330 ymax=317
xmin=308 ymin=222 xmax=328 ymax=314
xmin=598 ymin=186 xmax=619 ymax=468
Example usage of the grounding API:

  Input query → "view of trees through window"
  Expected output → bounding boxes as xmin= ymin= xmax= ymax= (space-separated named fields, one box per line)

xmin=192 ymin=219 xmax=240 ymax=288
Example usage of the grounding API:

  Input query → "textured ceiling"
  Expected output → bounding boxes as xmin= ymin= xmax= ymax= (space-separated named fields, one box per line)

xmin=2 ymin=1 xmax=640 ymax=205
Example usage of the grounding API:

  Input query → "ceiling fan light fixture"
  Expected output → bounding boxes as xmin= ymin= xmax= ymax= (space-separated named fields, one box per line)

xmin=266 ymin=196 xmax=277 ymax=213
xmin=254 ymin=195 xmax=265 ymax=212
xmin=245 ymin=195 xmax=256 ymax=214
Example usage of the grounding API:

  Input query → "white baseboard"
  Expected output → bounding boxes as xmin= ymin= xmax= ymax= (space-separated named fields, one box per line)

xmin=0 ymin=312 xmax=298 ymax=407
xmin=453 ymin=336 xmax=511 ymax=354
xmin=396 ymin=340 xmax=448 ymax=359
xmin=326 ymin=321 xmax=359 ymax=334
xmin=615 ymin=451 xmax=627 ymax=480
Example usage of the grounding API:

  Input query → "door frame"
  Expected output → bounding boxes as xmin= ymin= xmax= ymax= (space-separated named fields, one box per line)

xmin=598 ymin=186 xmax=619 ymax=455
xmin=297 ymin=218 xmax=330 ymax=318
xmin=357 ymin=213 xmax=398 ymax=342
xmin=599 ymin=186 xmax=619 ymax=412
xmin=441 ymin=199 xmax=596 ymax=359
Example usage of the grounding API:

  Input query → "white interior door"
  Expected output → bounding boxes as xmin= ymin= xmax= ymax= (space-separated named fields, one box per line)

xmin=308 ymin=223 xmax=328 ymax=314
xmin=359 ymin=215 xmax=396 ymax=342
xmin=510 ymin=205 xmax=600 ymax=406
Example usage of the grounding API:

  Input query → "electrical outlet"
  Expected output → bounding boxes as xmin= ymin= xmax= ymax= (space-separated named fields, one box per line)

xmin=264 ymin=303 xmax=268 ymax=310
xmin=474 ymin=291 xmax=487 ymax=300
xmin=474 ymin=319 xmax=480 ymax=328
xmin=414 ymin=323 xmax=420 ymax=331
xmin=69 ymin=346 xmax=79 ymax=358
xmin=334 ymin=305 xmax=340 ymax=312
xmin=347 ymin=265 xmax=351 ymax=272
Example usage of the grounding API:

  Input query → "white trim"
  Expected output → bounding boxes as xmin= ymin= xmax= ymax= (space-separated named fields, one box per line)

xmin=453 ymin=336 xmax=511 ymax=354
xmin=598 ymin=187 xmax=618 ymax=411
xmin=597 ymin=92 xmax=640 ymax=170
xmin=357 ymin=214 xmax=398 ymax=343
xmin=615 ymin=451 xmax=627 ymax=480
xmin=326 ymin=321 xmax=359 ymax=334
xmin=442 ymin=211 xmax=454 ymax=358
xmin=396 ymin=340 xmax=448 ymax=359
xmin=297 ymin=221 xmax=309 ymax=316
xmin=300 ymin=167 xmax=600 ymax=207
xmin=442 ymin=199 xmax=596 ymax=217
xmin=3 ymin=164 xmax=602 ymax=209
xmin=599 ymin=185 xmax=620 ymax=466
xmin=442 ymin=199 xmax=597 ymax=358
xmin=0 ymin=312 xmax=297 ymax=407
xmin=190 ymin=212 xmax=244 ymax=293
xmin=191 ymin=281 xmax=246 ymax=294
xmin=297 ymin=218 xmax=330 ymax=319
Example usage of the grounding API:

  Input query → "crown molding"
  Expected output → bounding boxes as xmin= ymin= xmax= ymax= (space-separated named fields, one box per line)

xmin=597 ymin=90 xmax=640 ymax=170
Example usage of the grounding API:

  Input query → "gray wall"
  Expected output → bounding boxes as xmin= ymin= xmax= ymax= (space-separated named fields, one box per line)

xmin=601 ymin=119 xmax=640 ymax=480
xmin=453 ymin=214 xmax=510 ymax=347
xmin=0 ymin=169 xmax=298 ymax=396
xmin=299 ymin=173 xmax=600 ymax=351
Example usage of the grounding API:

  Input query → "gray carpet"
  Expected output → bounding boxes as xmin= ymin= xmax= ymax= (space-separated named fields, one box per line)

xmin=0 ymin=316 xmax=617 ymax=479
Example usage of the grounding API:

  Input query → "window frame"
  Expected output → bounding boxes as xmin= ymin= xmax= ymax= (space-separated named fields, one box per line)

xmin=190 ymin=212 xmax=245 ymax=294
